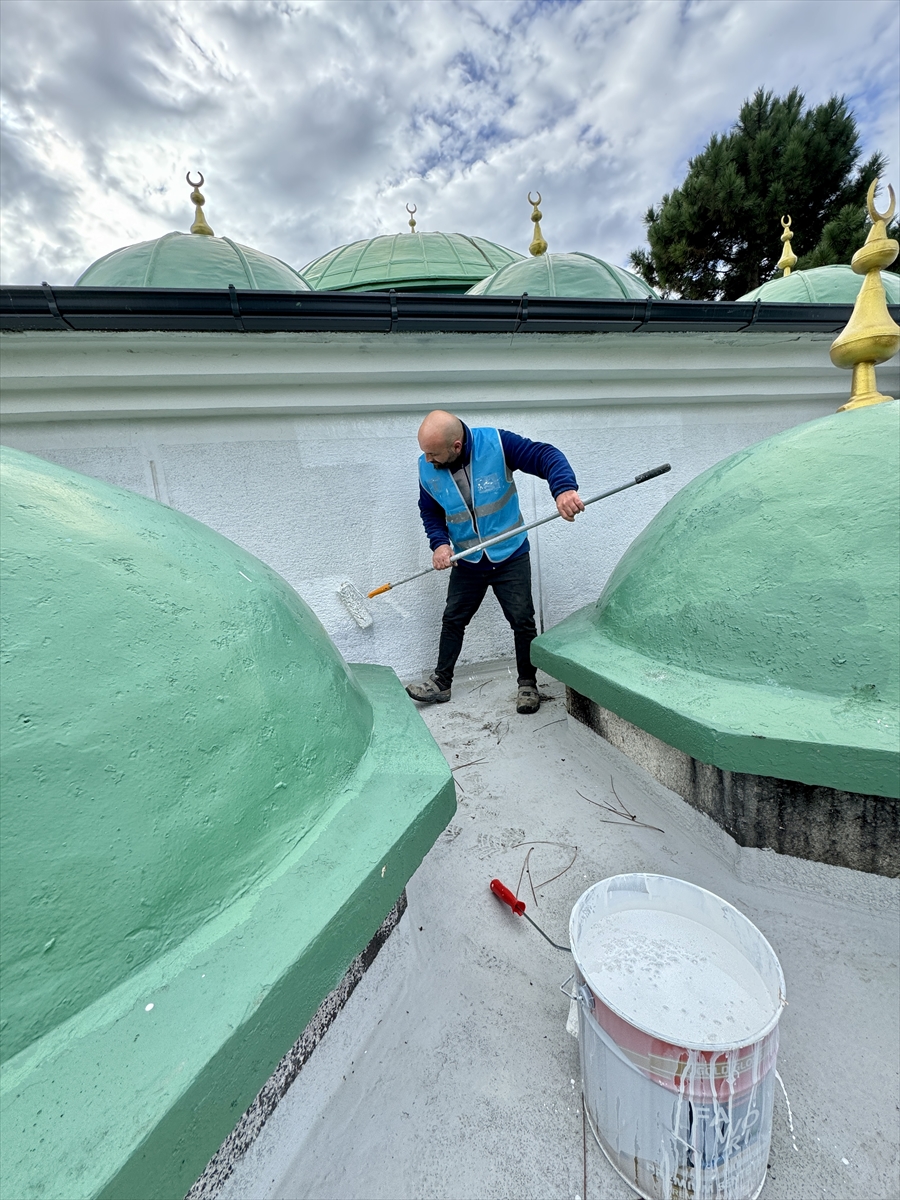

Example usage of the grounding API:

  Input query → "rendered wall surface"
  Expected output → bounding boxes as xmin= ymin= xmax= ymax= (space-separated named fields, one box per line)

xmin=533 ymin=402 xmax=900 ymax=797
xmin=0 ymin=447 xmax=456 ymax=1199
xmin=5 ymin=327 xmax=890 ymax=684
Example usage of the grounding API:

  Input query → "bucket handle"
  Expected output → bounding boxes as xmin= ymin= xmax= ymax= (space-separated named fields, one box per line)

xmin=560 ymin=973 xmax=594 ymax=1010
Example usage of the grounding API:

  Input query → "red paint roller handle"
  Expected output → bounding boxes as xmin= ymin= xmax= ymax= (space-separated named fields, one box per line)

xmin=490 ymin=878 xmax=526 ymax=915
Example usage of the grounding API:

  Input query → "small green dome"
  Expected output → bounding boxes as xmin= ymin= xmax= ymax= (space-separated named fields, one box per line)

xmin=534 ymin=402 xmax=900 ymax=797
xmin=302 ymin=232 xmax=523 ymax=293
xmin=739 ymin=264 xmax=900 ymax=304
xmin=466 ymin=251 xmax=658 ymax=299
xmin=0 ymin=447 xmax=373 ymax=1062
xmin=76 ymin=231 xmax=312 ymax=290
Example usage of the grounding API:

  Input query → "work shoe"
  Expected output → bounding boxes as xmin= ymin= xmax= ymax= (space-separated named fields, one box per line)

xmin=405 ymin=675 xmax=451 ymax=705
xmin=516 ymin=683 xmax=541 ymax=714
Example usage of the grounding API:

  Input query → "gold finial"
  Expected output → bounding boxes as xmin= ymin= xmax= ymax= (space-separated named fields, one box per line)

xmin=830 ymin=179 xmax=899 ymax=411
xmin=406 ymin=203 xmax=417 ymax=234
xmin=528 ymin=191 xmax=548 ymax=256
xmin=776 ymin=215 xmax=798 ymax=276
xmin=186 ymin=171 xmax=214 ymax=236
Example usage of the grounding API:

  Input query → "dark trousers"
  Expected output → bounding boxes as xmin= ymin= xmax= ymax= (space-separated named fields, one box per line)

xmin=434 ymin=553 xmax=538 ymax=689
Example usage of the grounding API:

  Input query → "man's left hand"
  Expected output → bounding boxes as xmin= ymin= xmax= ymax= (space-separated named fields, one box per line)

xmin=556 ymin=490 xmax=585 ymax=521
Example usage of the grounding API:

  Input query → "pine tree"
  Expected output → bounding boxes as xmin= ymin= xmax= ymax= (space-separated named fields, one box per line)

xmin=629 ymin=89 xmax=894 ymax=300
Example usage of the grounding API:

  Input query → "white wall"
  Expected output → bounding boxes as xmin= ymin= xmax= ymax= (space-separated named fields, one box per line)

xmin=3 ymin=328 xmax=890 ymax=681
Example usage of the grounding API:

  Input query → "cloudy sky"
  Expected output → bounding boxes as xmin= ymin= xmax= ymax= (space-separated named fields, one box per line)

xmin=1 ymin=0 xmax=898 ymax=286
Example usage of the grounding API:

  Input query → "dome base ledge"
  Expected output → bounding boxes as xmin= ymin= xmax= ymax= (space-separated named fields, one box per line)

xmin=564 ymin=687 xmax=898 ymax=878
xmin=532 ymin=605 xmax=899 ymax=800
xmin=0 ymin=665 xmax=455 ymax=1200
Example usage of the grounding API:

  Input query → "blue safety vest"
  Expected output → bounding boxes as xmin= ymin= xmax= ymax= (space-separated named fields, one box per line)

xmin=419 ymin=427 xmax=526 ymax=563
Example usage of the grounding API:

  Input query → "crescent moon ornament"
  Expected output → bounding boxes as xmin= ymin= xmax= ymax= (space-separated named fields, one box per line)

xmin=776 ymin=213 xmax=797 ymax=275
xmin=406 ymin=203 xmax=417 ymax=215
xmin=831 ymin=176 xmax=899 ymax=410
xmin=186 ymin=171 xmax=214 ymax=236
xmin=868 ymin=178 xmax=896 ymax=224
xmin=527 ymin=191 xmax=547 ymax=256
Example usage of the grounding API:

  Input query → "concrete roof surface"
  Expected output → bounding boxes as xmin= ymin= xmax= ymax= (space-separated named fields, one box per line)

xmin=217 ymin=663 xmax=899 ymax=1200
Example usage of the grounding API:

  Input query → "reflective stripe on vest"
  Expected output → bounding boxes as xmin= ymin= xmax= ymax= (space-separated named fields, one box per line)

xmin=419 ymin=427 xmax=527 ymax=562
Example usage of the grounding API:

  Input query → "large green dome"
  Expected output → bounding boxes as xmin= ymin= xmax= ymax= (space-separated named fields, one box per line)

xmin=466 ymin=252 xmax=658 ymax=299
xmin=739 ymin=264 xmax=900 ymax=304
xmin=0 ymin=446 xmax=371 ymax=1062
xmin=75 ymin=231 xmax=312 ymax=290
xmin=534 ymin=402 xmax=900 ymax=797
xmin=0 ymin=448 xmax=455 ymax=1200
xmin=301 ymin=232 xmax=523 ymax=292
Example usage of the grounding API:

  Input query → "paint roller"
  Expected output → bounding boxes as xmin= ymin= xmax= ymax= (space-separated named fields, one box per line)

xmin=490 ymin=878 xmax=569 ymax=952
xmin=367 ymin=463 xmax=671 ymax=599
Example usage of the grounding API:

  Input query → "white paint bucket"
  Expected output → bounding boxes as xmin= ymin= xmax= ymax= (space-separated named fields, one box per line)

xmin=569 ymin=874 xmax=786 ymax=1200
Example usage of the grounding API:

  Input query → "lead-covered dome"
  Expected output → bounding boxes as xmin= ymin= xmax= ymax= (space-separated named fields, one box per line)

xmin=534 ymin=402 xmax=900 ymax=798
xmin=302 ymin=232 xmax=523 ymax=292
xmin=76 ymin=230 xmax=312 ymax=290
xmin=739 ymin=264 xmax=900 ymax=304
xmin=0 ymin=447 xmax=372 ymax=1062
xmin=467 ymin=251 xmax=658 ymax=299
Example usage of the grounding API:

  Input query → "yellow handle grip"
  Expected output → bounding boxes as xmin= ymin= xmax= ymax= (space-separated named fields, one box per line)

xmin=367 ymin=583 xmax=392 ymax=598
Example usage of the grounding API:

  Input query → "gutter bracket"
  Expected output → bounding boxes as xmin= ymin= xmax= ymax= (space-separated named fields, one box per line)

xmin=513 ymin=291 xmax=528 ymax=334
xmin=635 ymin=295 xmax=653 ymax=331
xmin=228 ymin=284 xmax=246 ymax=332
xmin=41 ymin=282 xmax=74 ymax=330
xmin=738 ymin=298 xmax=762 ymax=332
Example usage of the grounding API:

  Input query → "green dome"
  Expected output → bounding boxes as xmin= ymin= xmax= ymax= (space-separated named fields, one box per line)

xmin=302 ymin=232 xmax=523 ymax=292
xmin=739 ymin=264 xmax=900 ymax=304
xmin=75 ymin=231 xmax=312 ymax=290
xmin=466 ymin=252 xmax=658 ymax=299
xmin=0 ymin=447 xmax=373 ymax=1063
xmin=534 ymin=402 xmax=900 ymax=797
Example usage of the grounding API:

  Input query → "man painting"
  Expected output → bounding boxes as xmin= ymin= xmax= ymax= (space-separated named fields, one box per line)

xmin=405 ymin=410 xmax=584 ymax=714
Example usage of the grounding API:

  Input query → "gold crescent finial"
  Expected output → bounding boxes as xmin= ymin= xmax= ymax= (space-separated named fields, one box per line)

xmin=406 ymin=203 xmax=417 ymax=233
xmin=830 ymin=178 xmax=899 ymax=410
xmin=528 ymin=191 xmax=547 ymax=256
xmin=867 ymin=178 xmax=896 ymax=224
xmin=776 ymin=213 xmax=797 ymax=276
xmin=186 ymin=170 xmax=214 ymax=236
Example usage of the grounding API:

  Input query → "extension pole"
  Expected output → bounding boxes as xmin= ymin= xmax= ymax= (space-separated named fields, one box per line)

xmin=367 ymin=463 xmax=671 ymax=598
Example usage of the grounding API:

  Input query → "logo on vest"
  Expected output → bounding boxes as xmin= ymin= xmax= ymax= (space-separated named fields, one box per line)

xmin=476 ymin=473 xmax=501 ymax=494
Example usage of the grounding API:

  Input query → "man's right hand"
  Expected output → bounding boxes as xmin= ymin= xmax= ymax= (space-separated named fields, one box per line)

xmin=432 ymin=545 xmax=453 ymax=570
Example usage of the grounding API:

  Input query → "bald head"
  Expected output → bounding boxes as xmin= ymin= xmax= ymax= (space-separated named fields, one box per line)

xmin=418 ymin=410 xmax=464 ymax=466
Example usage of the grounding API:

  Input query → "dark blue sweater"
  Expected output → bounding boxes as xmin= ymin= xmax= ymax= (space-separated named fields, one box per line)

xmin=417 ymin=424 xmax=578 ymax=571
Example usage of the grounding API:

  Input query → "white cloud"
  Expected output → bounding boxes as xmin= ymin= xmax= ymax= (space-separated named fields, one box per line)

xmin=1 ymin=0 xmax=897 ymax=284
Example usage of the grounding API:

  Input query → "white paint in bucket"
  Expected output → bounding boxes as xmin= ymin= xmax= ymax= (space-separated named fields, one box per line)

xmin=576 ymin=909 xmax=774 ymax=1046
xmin=570 ymin=874 xmax=786 ymax=1200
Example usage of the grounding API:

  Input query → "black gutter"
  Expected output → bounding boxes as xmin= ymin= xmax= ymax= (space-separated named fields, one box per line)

xmin=3 ymin=285 xmax=893 ymax=335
